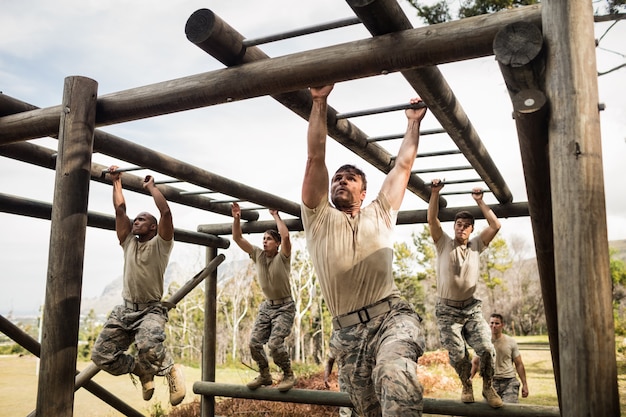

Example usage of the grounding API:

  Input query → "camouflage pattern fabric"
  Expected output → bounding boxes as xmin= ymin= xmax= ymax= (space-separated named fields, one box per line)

xmin=435 ymin=299 xmax=495 ymax=381
xmin=91 ymin=304 xmax=173 ymax=377
xmin=493 ymin=377 xmax=520 ymax=403
xmin=331 ymin=298 xmax=425 ymax=417
xmin=249 ymin=300 xmax=296 ymax=372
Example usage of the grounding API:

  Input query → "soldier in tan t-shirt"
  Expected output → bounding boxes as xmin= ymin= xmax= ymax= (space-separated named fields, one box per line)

xmin=232 ymin=203 xmax=295 ymax=392
xmin=91 ymin=166 xmax=185 ymax=407
xmin=302 ymin=84 xmax=427 ymax=417
xmin=427 ymin=179 xmax=502 ymax=408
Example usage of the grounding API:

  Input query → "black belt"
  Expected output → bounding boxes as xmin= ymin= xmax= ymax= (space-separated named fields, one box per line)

xmin=268 ymin=296 xmax=293 ymax=306
xmin=332 ymin=296 xmax=394 ymax=330
xmin=123 ymin=299 xmax=160 ymax=311
xmin=439 ymin=297 xmax=476 ymax=309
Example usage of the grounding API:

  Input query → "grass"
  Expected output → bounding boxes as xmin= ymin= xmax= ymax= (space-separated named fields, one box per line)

xmin=1 ymin=339 xmax=624 ymax=417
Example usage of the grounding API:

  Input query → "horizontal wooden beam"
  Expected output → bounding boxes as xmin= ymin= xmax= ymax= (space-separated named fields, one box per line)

xmin=0 ymin=192 xmax=230 ymax=249
xmin=0 ymin=5 xmax=541 ymax=144
xmin=197 ymin=201 xmax=529 ymax=235
xmin=193 ymin=381 xmax=560 ymax=416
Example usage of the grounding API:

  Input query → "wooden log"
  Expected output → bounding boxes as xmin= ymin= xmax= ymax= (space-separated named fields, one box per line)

xmin=192 ymin=381 xmax=561 ymax=416
xmin=493 ymin=19 xmax=562 ymax=404
xmin=345 ymin=0 xmax=533 ymax=205
xmin=0 ymin=140 xmax=258 ymax=221
xmin=0 ymin=5 xmax=542 ymax=145
xmin=0 ymin=315 xmax=145 ymax=417
xmin=0 ymin=192 xmax=230 ymax=248
xmin=201 ymin=248 xmax=219 ymax=417
xmin=36 ymin=76 xmax=97 ymax=417
xmin=196 ymin=201 xmax=530 ymax=235
xmin=509 ymin=89 xmax=561 ymax=405
xmin=0 ymin=95 xmax=297 ymax=219
xmin=542 ymin=2 xmax=619 ymax=416
xmin=185 ymin=8 xmax=445 ymax=208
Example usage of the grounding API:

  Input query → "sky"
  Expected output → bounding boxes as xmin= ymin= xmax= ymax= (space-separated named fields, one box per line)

xmin=1 ymin=1 xmax=625 ymax=316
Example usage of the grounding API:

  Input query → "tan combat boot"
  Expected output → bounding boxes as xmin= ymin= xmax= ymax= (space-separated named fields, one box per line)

xmin=247 ymin=367 xmax=273 ymax=390
xmin=167 ymin=364 xmax=186 ymax=406
xmin=276 ymin=369 xmax=296 ymax=392
xmin=132 ymin=363 xmax=154 ymax=401
xmin=461 ymin=378 xmax=474 ymax=403
xmin=482 ymin=383 xmax=503 ymax=408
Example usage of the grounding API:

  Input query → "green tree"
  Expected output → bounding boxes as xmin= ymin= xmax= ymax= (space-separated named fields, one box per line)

xmin=610 ymin=247 xmax=626 ymax=336
xmin=78 ymin=309 xmax=102 ymax=361
xmin=479 ymin=234 xmax=512 ymax=312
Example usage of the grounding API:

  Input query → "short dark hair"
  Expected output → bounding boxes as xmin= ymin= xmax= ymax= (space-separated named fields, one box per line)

xmin=454 ymin=210 xmax=474 ymax=225
xmin=490 ymin=313 xmax=504 ymax=323
xmin=335 ymin=164 xmax=367 ymax=191
xmin=265 ymin=229 xmax=281 ymax=244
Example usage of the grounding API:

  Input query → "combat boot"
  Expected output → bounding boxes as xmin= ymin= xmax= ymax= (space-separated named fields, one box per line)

xmin=461 ymin=378 xmax=474 ymax=403
xmin=166 ymin=364 xmax=186 ymax=406
xmin=276 ymin=369 xmax=296 ymax=392
xmin=247 ymin=367 xmax=273 ymax=390
xmin=132 ymin=363 xmax=154 ymax=401
xmin=482 ymin=383 xmax=503 ymax=408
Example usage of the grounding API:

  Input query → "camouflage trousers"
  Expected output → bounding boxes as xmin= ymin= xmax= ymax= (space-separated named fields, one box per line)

xmin=331 ymin=297 xmax=425 ymax=417
xmin=91 ymin=304 xmax=173 ymax=377
xmin=435 ymin=299 xmax=495 ymax=381
xmin=493 ymin=377 xmax=520 ymax=403
xmin=249 ymin=300 xmax=295 ymax=372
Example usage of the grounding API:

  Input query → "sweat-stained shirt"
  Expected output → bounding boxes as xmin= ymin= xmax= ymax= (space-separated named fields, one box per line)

xmin=434 ymin=232 xmax=485 ymax=301
xmin=250 ymin=246 xmax=292 ymax=301
xmin=301 ymin=192 xmax=400 ymax=317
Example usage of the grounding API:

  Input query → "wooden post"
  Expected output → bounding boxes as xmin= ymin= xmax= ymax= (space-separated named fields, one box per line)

xmin=201 ymin=246 xmax=219 ymax=417
xmin=35 ymin=76 xmax=97 ymax=417
xmin=542 ymin=1 xmax=619 ymax=416
xmin=493 ymin=20 xmax=562 ymax=406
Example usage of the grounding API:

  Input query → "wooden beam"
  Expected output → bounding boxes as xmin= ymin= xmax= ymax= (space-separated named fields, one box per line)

xmin=193 ymin=381 xmax=560 ymax=416
xmin=196 ymin=202 xmax=529 ymax=236
xmin=493 ymin=20 xmax=562 ymax=405
xmin=542 ymin=1 xmax=619 ymax=416
xmin=36 ymin=76 xmax=97 ymax=417
xmin=345 ymin=0 xmax=536 ymax=205
xmin=0 ymin=192 xmax=229 ymax=248
xmin=0 ymin=141 xmax=259 ymax=222
xmin=0 ymin=95 xmax=299 ymax=219
xmin=184 ymin=8 xmax=445 ymax=208
xmin=201 ymin=248 xmax=219 ymax=417
xmin=0 ymin=5 xmax=542 ymax=146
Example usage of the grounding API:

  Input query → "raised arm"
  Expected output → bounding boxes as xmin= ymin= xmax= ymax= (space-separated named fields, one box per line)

xmin=427 ymin=179 xmax=444 ymax=243
xmin=143 ymin=175 xmax=174 ymax=241
xmin=513 ymin=354 xmax=529 ymax=398
xmin=302 ymin=85 xmax=333 ymax=209
xmin=380 ymin=98 xmax=427 ymax=209
xmin=473 ymin=188 xmax=500 ymax=246
xmin=270 ymin=209 xmax=291 ymax=257
xmin=109 ymin=165 xmax=132 ymax=244
xmin=231 ymin=202 xmax=254 ymax=254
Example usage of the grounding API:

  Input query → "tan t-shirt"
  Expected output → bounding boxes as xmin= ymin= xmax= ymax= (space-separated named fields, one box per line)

xmin=435 ymin=232 xmax=485 ymax=301
xmin=250 ymin=246 xmax=291 ymax=300
xmin=301 ymin=193 xmax=400 ymax=317
xmin=493 ymin=334 xmax=520 ymax=379
xmin=121 ymin=233 xmax=173 ymax=303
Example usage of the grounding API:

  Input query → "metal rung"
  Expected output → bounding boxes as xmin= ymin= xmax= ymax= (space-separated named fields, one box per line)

xmin=411 ymin=165 xmax=473 ymax=174
xmin=367 ymin=128 xmax=446 ymax=142
xmin=240 ymin=207 xmax=266 ymax=212
xmin=155 ymin=179 xmax=184 ymax=185
xmin=440 ymin=190 xmax=491 ymax=196
xmin=438 ymin=178 xmax=483 ymax=185
xmin=210 ymin=198 xmax=244 ymax=204
xmin=179 ymin=190 xmax=216 ymax=195
xmin=336 ymin=101 xmax=426 ymax=119
xmin=242 ymin=17 xmax=361 ymax=47
xmin=417 ymin=150 xmax=462 ymax=158
xmin=101 ymin=166 xmax=144 ymax=174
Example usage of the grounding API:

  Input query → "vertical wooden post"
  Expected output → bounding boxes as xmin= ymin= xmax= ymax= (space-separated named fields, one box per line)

xmin=35 ymin=76 xmax=97 ymax=417
xmin=201 ymin=246 xmax=219 ymax=417
xmin=542 ymin=1 xmax=620 ymax=416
